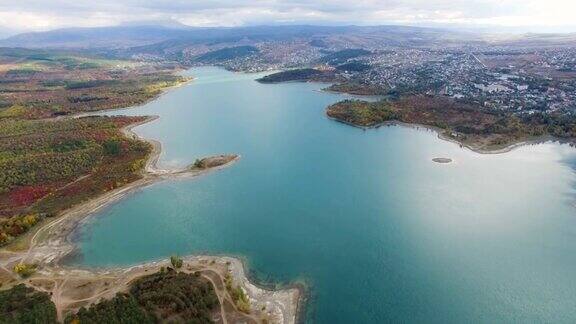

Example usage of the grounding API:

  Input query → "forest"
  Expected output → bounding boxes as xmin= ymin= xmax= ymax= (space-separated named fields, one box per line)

xmin=326 ymin=82 xmax=388 ymax=95
xmin=1 ymin=270 xmax=219 ymax=324
xmin=0 ymin=284 xmax=57 ymax=324
xmin=257 ymin=68 xmax=337 ymax=83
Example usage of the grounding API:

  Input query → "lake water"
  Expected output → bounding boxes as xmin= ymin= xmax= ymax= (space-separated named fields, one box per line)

xmin=73 ymin=67 xmax=576 ymax=323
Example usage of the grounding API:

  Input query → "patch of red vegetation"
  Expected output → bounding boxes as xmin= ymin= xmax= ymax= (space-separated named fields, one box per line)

xmin=9 ymin=185 xmax=51 ymax=207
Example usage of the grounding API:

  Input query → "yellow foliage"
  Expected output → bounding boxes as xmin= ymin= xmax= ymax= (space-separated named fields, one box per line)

xmin=13 ymin=263 xmax=37 ymax=278
xmin=131 ymin=159 xmax=145 ymax=172
xmin=22 ymin=214 xmax=38 ymax=228
xmin=0 ymin=105 xmax=26 ymax=118
xmin=144 ymin=79 xmax=185 ymax=95
xmin=236 ymin=298 xmax=251 ymax=313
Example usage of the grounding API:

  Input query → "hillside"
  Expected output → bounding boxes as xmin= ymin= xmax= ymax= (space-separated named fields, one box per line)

xmin=1 ymin=24 xmax=478 ymax=50
xmin=195 ymin=46 xmax=259 ymax=63
xmin=257 ymin=68 xmax=338 ymax=83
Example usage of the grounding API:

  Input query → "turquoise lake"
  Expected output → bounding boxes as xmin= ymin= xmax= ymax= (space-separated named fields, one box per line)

xmin=73 ymin=67 xmax=576 ymax=323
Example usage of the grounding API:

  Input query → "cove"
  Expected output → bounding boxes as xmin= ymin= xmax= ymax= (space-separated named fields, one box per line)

xmin=72 ymin=67 xmax=576 ymax=323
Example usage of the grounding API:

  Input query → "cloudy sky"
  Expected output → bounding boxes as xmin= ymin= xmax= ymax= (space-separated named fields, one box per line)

xmin=1 ymin=0 xmax=575 ymax=34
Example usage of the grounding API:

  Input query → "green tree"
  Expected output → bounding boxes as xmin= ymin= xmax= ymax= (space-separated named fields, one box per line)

xmin=103 ymin=139 xmax=121 ymax=156
xmin=170 ymin=255 xmax=183 ymax=270
xmin=0 ymin=284 xmax=57 ymax=324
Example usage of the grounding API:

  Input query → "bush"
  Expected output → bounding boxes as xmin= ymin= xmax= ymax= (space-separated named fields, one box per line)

xmin=13 ymin=263 xmax=37 ymax=278
xmin=170 ymin=255 xmax=183 ymax=270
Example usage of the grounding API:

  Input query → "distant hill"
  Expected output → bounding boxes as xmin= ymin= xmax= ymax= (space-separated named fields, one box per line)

xmin=3 ymin=24 xmax=574 ymax=57
xmin=318 ymin=49 xmax=372 ymax=65
xmin=195 ymin=46 xmax=259 ymax=63
xmin=487 ymin=33 xmax=576 ymax=47
xmin=0 ymin=25 xmax=477 ymax=50
xmin=0 ymin=25 xmax=194 ymax=49
xmin=257 ymin=68 xmax=337 ymax=83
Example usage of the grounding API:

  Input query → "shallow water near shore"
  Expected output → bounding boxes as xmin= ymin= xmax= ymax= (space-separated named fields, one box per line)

xmin=72 ymin=67 xmax=576 ymax=323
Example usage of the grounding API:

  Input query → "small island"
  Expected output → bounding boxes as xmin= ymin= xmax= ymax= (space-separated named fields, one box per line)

xmin=192 ymin=154 xmax=239 ymax=170
xmin=432 ymin=158 xmax=453 ymax=163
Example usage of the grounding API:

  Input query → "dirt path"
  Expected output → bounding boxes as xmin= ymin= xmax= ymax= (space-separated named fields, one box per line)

xmin=8 ymin=257 xmax=298 ymax=324
xmin=53 ymin=277 xmax=69 ymax=321
xmin=201 ymin=272 xmax=229 ymax=324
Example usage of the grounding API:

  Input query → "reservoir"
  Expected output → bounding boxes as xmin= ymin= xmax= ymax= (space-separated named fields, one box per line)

xmin=73 ymin=67 xmax=576 ymax=323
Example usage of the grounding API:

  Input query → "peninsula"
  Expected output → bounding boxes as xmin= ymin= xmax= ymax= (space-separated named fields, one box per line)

xmin=326 ymin=96 xmax=575 ymax=152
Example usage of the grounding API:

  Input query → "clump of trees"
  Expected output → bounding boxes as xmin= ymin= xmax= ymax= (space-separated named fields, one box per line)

xmin=65 ymin=293 xmax=153 ymax=324
xmin=103 ymin=139 xmax=121 ymax=156
xmin=0 ymin=213 xmax=43 ymax=245
xmin=257 ymin=68 xmax=336 ymax=83
xmin=0 ymin=284 xmax=57 ymax=323
xmin=130 ymin=270 xmax=219 ymax=322
xmin=66 ymin=270 xmax=219 ymax=323
xmin=326 ymin=99 xmax=398 ymax=127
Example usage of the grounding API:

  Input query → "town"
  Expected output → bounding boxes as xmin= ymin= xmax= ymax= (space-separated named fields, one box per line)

xmin=183 ymin=39 xmax=576 ymax=116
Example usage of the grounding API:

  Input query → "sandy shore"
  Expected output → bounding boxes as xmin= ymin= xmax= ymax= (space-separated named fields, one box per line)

xmin=1 ymin=109 xmax=300 ymax=323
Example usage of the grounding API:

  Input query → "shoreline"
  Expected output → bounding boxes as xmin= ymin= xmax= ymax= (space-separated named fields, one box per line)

xmin=257 ymin=73 xmax=570 ymax=156
xmin=326 ymin=114 xmax=563 ymax=155
xmin=1 ymin=77 xmax=301 ymax=323
xmin=72 ymin=73 xmax=193 ymax=120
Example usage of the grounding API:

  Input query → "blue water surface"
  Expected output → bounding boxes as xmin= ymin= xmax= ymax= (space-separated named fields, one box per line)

xmin=74 ymin=67 xmax=576 ymax=323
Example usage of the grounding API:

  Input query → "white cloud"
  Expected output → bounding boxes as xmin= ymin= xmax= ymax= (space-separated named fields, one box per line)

xmin=1 ymin=0 xmax=575 ymax=32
